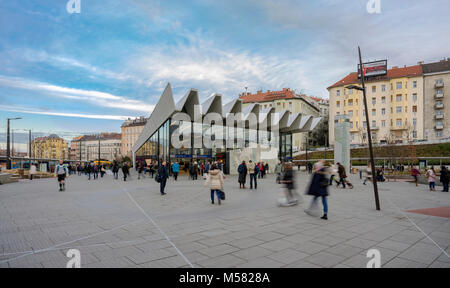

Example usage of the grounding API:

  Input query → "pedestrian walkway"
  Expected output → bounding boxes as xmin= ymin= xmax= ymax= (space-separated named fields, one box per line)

xmin=0 ymin=171 xmax=449 ymax=268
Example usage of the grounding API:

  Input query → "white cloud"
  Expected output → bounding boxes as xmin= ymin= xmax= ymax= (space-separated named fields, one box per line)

xmin=0 ymin=104 xmax=133 ymax=120
xmin=0 ymin=76 xmax=155 ymax=113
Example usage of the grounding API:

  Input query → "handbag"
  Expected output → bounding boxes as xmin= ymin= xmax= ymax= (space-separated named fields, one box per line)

xmin=219 ymin=190 xmax=225 ymax=200
xmin=154 ymin=172 xmax=161 ymax=183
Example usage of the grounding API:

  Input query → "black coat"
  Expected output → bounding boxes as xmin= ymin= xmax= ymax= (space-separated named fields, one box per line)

xmin=307 ymin=168 xmax=329 ymax=197
xmin=158 ymin=165 xmax=168 ymax=180
xmin=441 ymin=168 xmax=449 ymax=183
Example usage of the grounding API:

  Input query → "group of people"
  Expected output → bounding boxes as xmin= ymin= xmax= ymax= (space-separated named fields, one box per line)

xmin=236 ymin=161 xmax=270 ymax=189
xmin=413 ymin=166 xmax=449 ymax=192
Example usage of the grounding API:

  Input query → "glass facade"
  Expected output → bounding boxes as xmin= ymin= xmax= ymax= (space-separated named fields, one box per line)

xmin=136 ymin=117 xmax=293 ymax=171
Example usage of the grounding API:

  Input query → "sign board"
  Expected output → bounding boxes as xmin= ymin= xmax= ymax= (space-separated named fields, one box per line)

xmin=419 ymin=160 xmax=427 ymax=170
xmin=358 ymin=60 xmax=387 ymax=78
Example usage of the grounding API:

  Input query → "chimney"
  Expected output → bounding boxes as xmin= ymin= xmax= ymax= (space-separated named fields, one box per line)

xmin=417 ymin=61 xmax=424 ymax=65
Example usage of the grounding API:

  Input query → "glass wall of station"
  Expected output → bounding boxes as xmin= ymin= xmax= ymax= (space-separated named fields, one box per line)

xmin=136 ymin=116 xmax=293 ymax=171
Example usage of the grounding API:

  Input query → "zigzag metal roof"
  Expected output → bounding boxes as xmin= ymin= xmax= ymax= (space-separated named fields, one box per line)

xmin=133 ymin=83 xmax=322 ymax=153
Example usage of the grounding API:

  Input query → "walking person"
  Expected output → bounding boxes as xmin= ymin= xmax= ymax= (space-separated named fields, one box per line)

xmin=138 ymin=162 xmax=145 ymax=180
xmin=264 ymin=163 xmax=269 ymax=177
xmin=281 ymin=162 xmax=298 ymax=205
xmin=307 ymin=162 xmax=313 ymax=174
xmin=171 ymin=161 xmax=179 ymax=181
xmin=86 ymin=163 xmax=92 ymax=180
xmin=204 ymin=163 xmax=224 ymax=205
xmin=440 ymin=166 xmax=449 ymax=192
xmin=55 ymin=160 xmax=68 ymax=192
xmin=411 ymin=166 xmax=421 ymax=187
xmin=112 ymin=161 xmax=119 ymax=180
xmin=122 ymin=163 xmax=129 ymax=181
xmin=426 ymin=166 xmax=436 ymax=191
xmin=337 ymin=162 xmax=347 ymax=188
xmin=248 ymin=160 xmax=259 ymax=189
xmin=93 ymin=163 xmax=98 ymax=180
xmin=100 ymin=164 xmax=106 ymax=178
xmin=274 ymin=161 xmax=283 ymax=184
xmin=158 ymin=161 xmax=168 ymax=195
xmin=363 ymin=162 xmax=372 ymax=185
xmin=305 ymin=160 xmax=330 ymax=220
xmin=29 ymin=162 xmax=37 ymax=180
xmin=238 ymin=161 xmax=247 ymax=189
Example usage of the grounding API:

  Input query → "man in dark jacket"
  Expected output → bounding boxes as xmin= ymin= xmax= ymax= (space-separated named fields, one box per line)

xmin=440 ymin=166 xmax=449 ymax=192
xmin=238 ymin=161 xmax=247 ymax=189
xmin=158 ymin=161 xmax=168 ymax=195
xmin=337 ymin=162 xmax=346 ymax=188
xmin=122 ymin=163 xmax=129 ymax=181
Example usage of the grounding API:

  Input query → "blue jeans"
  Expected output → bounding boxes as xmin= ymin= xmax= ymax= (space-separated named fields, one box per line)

xmin=250 ymin=174 xmax=257 ymax=189
xmin=312 ymin=196 xmax=328 ymax=214
xmin=429 ymin=182 xmax=435 ymax=189
xmin=211 ymin=190 xmax=221 ymax=203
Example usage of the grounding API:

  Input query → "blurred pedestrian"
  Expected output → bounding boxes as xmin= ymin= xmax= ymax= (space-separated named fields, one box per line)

xmin=204 ymin=163 xmax=224 ymax=205
xmin=238 ymin=161 xmax=247 ymax=189
xmin=426 ymin=166 xmax=436 ymax=191
xmin=305 ymin=160 xmax=329 ymax=220
xmin=440 ymin=166 xmax=449 ymax=192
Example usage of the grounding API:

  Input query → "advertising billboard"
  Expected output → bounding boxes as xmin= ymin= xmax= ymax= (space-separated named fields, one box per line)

xmin=358 ymin=60 xmax=387 ymax=78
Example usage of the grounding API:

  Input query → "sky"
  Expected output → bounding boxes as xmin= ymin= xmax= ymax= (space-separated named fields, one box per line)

xmin=1 ymin=0 xmax=450 ymax=149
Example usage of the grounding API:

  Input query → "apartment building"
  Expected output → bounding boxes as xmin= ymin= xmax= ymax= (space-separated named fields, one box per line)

xmin=239 ymin=88 xmax=321 ymax=151
xmin=422 ymin=59 xmax=450 ymax=140
xmin=121 ymin=116 xmax=147 ymax=158
xmin=328 ymin=64 xmax=424 ymax=145
xmin=32 ymin=134 xmax=69 ymax=160
xmin=71 ymin=133 xmax=122 ymax=162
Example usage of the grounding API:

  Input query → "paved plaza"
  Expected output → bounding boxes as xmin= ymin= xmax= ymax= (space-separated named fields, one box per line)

xmin=0 ymin=170 xmax=449 ymax=268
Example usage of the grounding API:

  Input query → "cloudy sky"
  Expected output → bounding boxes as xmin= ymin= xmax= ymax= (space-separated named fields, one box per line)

xmin=1 ymin=0 xmax=450 ymax=144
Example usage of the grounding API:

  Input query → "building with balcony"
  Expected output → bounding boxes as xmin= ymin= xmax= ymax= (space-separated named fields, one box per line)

xmin=423 ymin=58 xmax=450 ymax=140
xmin=121 ymin=116 xmax=147 ymax=158
xmin=328 ymin=63 xmax=424 ymax=145
xmin=238 ymin=88 xmax=321 ymax=151
xmin=32 ymin=134 xmax=69 ymax=160
xmin=70 ymin=133 xmax=122 ymax=162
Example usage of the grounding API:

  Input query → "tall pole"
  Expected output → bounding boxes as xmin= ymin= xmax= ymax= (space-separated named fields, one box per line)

xmin=98 ymin=134 xmax=101 ymax=165
xmin=12 ymin=129 xmax=14 ymax=157
xmin=358 ymin=46 xmax=381 ymax=211
xmin=6 ymin=119 xmax=10 ymax=169
xmin=28 ymin=130 xmax=31 ymax=158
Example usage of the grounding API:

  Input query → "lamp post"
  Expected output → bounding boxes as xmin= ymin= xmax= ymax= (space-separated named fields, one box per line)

xmin=345 ymin=47 xmax=381 ymax=211
xmin=6 ymin=117 xmax=22 ymax=169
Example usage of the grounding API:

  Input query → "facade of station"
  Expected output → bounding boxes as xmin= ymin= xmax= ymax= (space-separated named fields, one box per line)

xmin=132 ymin=84 xmax=322 ymax=174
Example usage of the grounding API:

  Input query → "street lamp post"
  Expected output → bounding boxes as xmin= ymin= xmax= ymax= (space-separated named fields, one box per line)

xmin=6 ymin=117 xmax=22 ymax=169
xmin=345 ymin=47 xmax=381 ymax=211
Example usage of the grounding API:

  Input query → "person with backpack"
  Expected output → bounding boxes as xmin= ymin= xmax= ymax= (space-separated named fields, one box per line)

xmin=204 ymin=163 xmax=224 ymax=205
xmin=440 ymin=166 xmax=449 ymax=192
xmin=55 ymin=160 xmax=68 ymax=192
xmin=248 ymin=160 xmax=259 ymax=189
xmin=238 ymin=161 xmax=247 ymax=189
xmin=158 ymin=161 xmax=168 ymax=195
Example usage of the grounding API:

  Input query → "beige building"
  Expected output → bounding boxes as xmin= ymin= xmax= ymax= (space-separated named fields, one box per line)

xmin=422 ymin=59 xmax=450 ymax=140
xmin=239 ymin=88 xmax=321 ymax=151
xmin=121 ymin=117 xmax=147 ymax=158
xmin=71 ymin=133 xmax=122 ymax=162
xmin=328 ymin=64 xmax=424 ymax=145
xmin=32 ymin=134 xmax=69 ymax=160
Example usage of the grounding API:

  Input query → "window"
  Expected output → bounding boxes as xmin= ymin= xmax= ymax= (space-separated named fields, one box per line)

xmin=277 ymin=102 xmax=281 ymax=106
xmin=381 ymin=97 xmax=386 ymax=104
xmin=336 ymin=90 xmax=341 ymax=96
xmin=350 ymin=122 xmax=354 ymax=129
xmin=396 ymin=82 xmax=402 ymax=89
xmin=363 ymin=121 xmax=367 ymax=128
xmin=396 ymin=95 xmax=402 ymax=102
xmin=348 ymin=88 xmax=353 ymax=95
xmin=413 ymin=118 xmax=417 ymax=128
xmin=413 ymin=81 xmax=417 ymax=88
xmin=413 ymin=131 xmax=417 ymax=138
xmin=372 ymin=120 xmax=376 ymax=128
xmin=405 ymin=106 xmax=407 ymax=113
xmin=382 ymin=108 xmax=386 ymax=115
xmin=336 ymin=112 xmax=340 ymax=115
xmin=356 ymin=121 xmax=358 ymax=128
xmin=382 ymin=85 xmax=386 ymax=92
xmin=372 ymin=98 xmax=376 ymax=105
xmin=396 ymin=119 xmax=402 ymax=127
xmin=436 ymin=79 xmax=443 ymax=85
xmin=391 ymin=107 xmax=393 ymax=113
xmin=413 ymin=93 xmax=417 ymax=102
xmin=381 ymin=120 xmax=386 ymax=127
xmin=396 ymin=106 xmax=402 ymax=113
xmin=348 ymin=100 xmax=353 ymax=106
xmin=348 ymin=110 xmax=353 ymax=117
xmin=436 ymin=131 xmax=443 ymax=137
xmin=336 ymin=101 xmax=340 ymax=108
xmin=436 ymin=120 xmax=443 ymax=127
xmin=264 ymin=105 xmax=267 ymax=108
xmin=372 ymin=86 xmax=376 ymax=93
xmin=372 ymin=109 xmax=376 ymax=116
xmin=289 ymin=102 xmax=292 ymax=109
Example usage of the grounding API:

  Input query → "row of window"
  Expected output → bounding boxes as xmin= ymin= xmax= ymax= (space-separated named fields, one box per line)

xmin=335 ymin=81 xmax=419 ymax=97
xmin=335 ymin=93 xmax=418 ymax=108
xmin=349 ymin=118 xmax=417 ymax=129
